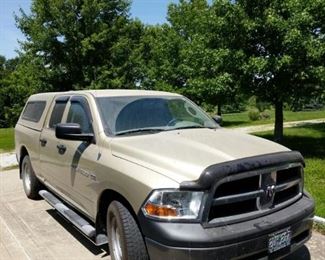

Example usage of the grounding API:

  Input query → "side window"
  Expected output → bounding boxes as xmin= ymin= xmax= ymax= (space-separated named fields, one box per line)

xmin=67 ymin=101 xmax=93 ymax=133
xmin=49 ymin=101 xmax=67 ymax=129
xmin=22 ymin=101 xmax=46 ymax=122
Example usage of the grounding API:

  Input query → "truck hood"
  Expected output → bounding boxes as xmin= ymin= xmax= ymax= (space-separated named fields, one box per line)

xmin=110 ymin=128 xmax=289 ymax=184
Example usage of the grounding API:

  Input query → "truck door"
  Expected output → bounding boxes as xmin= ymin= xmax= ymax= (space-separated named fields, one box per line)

xmin=58 ymin=96 xmax=99 ymax=217
xmin=39 ymin=96 xmax=71 ymax=197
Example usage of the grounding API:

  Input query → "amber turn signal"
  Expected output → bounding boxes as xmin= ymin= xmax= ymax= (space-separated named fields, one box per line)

xmin=144 ymin=202 xmax=178 ymax=217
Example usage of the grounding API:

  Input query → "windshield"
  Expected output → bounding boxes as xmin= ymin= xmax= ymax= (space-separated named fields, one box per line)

xmin=96 ymin=95 xmax=217 ymax=135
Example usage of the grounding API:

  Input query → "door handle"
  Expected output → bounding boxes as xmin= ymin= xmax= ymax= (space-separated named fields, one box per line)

xmin=40 ymin=138 xmax=47 ymax=147
xmin=57 ymin=144 xmax=67 ymax=154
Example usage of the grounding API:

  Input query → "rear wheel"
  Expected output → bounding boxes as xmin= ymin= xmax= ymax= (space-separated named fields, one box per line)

xmin=107 ymin=201 xmax=148 ymax=260
xmin=21 ymin=155 xmax=41 ymax=199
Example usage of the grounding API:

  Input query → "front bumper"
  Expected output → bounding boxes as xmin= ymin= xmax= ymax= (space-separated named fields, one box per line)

xmin=139 ymin=194 xmax=314 ymax=260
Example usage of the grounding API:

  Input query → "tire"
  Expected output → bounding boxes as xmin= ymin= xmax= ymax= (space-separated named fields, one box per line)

xmin=107 ymin=201 xmax=149 ymax=260
xmin=21 ymin=155 xmax=42 ymax=199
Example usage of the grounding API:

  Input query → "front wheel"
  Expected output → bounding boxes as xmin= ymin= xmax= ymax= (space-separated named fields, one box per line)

xmin=107 ymin=201 xmax=149 ymax=260
xmin=21 ymin=155 xmax=41 ymax=199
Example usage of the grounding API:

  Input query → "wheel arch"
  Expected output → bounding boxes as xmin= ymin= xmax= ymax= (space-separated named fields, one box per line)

xmin=95 ymin=189 xmax=143 ymax=236
xmin=19 ymin=146 xmax=29 ymax=179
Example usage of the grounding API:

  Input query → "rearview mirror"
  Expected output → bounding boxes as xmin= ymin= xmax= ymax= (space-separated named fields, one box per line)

xmin=56 ymin=123 xmax=94 ymax=142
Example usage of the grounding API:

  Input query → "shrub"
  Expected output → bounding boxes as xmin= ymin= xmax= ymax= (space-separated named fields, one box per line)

xmin=248 ymin=109 xmax=260 ymax=121
xmin=260 ymin=109 xmax=271 ymax=120
xmin=256 ymin=101 xmax=271 ymax=112
xmin=247 ymin=96 xmax=257 ymax=109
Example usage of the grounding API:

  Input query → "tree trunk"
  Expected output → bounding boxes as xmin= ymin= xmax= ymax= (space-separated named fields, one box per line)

xmin=274 ymin=101 xmax=283 ymax=143
xmin=217 ymin=103 xmax=222 ymax=116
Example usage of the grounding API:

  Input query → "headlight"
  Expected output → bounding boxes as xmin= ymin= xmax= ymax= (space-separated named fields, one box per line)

xmin=142 ymin=190 xmax=204 ymax=220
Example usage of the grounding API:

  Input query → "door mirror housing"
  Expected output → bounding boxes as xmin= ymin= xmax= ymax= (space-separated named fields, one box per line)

xmin=56 ymin=123 xmax=94 ymax=142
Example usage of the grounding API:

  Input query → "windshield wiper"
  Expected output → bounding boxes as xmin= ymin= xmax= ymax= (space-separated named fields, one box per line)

xmin=115 ymin=128 xmax=166 ymax=136
xmin=169 ymin=125 xmax=217 ymax=131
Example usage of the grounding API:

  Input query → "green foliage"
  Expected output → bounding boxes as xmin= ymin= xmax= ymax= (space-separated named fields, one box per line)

xmin=220 ymin=101 xmax=246 ymax=114
xmin=260 ymin=109 xmax=271 ymax=120
xmin=0 ymin=0 xmax=145 ymax=127
xmin=248 ymin=108 xmax=260 ymax=121
xmin=16 ymin=0 xmax=141 ymax=91
xmin=1 ymin=0 xmax=324 ymax=133
xmin=0 ymin=56 xmax=26 ymax=127
xmin=241 ymin=0 xmax=325 ymax=102
xmin=137 ymin=0 xmax=247 ymax=108
xmin=246 ymin=95 xmax=272 ymax=121
xmin=133 ymin=24 xmax=187 ymax=92
xmin=0 ymin=54 xmax=46 ymax=127
xmin=247 ymin=96 xmax=271 ymax=112
xmin=239 ymin=0 xmax=325 ymax=140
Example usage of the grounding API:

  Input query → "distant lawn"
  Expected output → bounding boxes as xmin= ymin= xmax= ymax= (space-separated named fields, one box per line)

xmin=255 ymin=123 xmax=325 ymax=218
xmin=0 ymin=128 xmax=14 ymax=152
xmin=222 ymin=109 xmax=325 ymax=127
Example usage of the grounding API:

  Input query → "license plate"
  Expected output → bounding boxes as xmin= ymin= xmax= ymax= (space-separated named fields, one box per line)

xmin=268 ymin=228 xmax=291 ymax=254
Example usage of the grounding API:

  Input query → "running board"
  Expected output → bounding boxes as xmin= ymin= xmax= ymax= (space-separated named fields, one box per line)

xmin=39 ymin=190 xmax=107 ymax=246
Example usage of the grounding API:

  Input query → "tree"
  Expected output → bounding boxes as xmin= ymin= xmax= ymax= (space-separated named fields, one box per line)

xmin=137 ymin=0 xmax=246 ymax=114
xmin=135 ymin=24 xmax=186 ymax=92
xmin=173 ymin=0 xmax=246 ymax=114
xmin=0 ymin=55 xmax=7 ymax=127
xmin=0 ymin=55 xmax=26 ymax=127
xmin=16 ymin=0 xmax=142 ymax=91
xmin=239 ymin=0 xmax=325 ymax=142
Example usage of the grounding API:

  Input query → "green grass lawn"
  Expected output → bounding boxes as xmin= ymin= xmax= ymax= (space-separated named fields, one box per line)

xmin=222 ymin=109 xmax=325 ymax=127
xmin=255 ymin=123 xmax=325 ymax=218
xmin=0 ymin=128 xmax=15 ymax=152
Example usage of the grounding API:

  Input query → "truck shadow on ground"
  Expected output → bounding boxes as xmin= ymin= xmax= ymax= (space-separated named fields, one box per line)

xmin=46 ymin=209 xmax=110 ymax=258
xmin=256 ymin=123 xmax=325 ymax=159
xmin=283 ymin=245 xmax=310 ymax=260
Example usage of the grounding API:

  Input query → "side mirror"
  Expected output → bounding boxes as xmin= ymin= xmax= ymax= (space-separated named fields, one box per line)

xmin=56 ymin=123 xmax=94 ymax=142
xmin=212 ymin=115 xmax=222 ymax=125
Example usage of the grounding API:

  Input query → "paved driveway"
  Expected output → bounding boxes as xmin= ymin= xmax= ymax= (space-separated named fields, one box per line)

xmin=233 ymin=118 xmax=325 ymax=134
xmin=0 ymin=169 xmax=324 ymax=260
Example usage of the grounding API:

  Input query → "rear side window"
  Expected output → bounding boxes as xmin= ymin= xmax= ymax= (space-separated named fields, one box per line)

xmin=49 ymin=102 xmax=67 ymax=128
xmin=22 ymin=101 xmax=46 ymax=122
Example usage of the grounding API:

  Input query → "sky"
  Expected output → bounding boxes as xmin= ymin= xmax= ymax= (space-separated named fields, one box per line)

xmin=0 ymin=0 xmax=177 ymax=59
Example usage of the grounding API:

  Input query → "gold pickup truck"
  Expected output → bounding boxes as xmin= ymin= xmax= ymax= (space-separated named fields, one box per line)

xmin=15 ymin=90 xmax=314 ymax=260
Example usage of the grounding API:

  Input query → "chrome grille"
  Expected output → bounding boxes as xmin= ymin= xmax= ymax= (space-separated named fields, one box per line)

xmin=207 ymin=163 xmax=303 ymax=225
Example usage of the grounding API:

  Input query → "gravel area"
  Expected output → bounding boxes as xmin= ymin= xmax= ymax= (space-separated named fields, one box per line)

xmin=0 ymin=152 xmax=17 ymax=169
